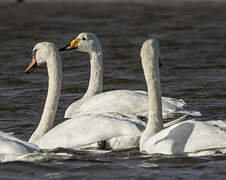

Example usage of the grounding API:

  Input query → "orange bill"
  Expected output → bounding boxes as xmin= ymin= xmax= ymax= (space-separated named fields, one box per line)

xmin=25 ymin=56 xmax=37 ymax=73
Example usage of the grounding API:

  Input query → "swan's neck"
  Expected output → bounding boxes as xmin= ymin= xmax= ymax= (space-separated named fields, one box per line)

xmin=140 ymin=46 xmax=163 ymax=148
xmin=83 ymin=49 xmax=103 ymax=100
xmin=29 ymin=50 xmax=62 ymax=143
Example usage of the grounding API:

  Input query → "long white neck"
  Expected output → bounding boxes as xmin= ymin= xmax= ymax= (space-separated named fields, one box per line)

xmin=82 ymin=48 xmax=103 ymax=100
xmin=29 ymin=50 xmax=62 ymax=143
xmin=140 ymin=40 xmax=163 ymax=149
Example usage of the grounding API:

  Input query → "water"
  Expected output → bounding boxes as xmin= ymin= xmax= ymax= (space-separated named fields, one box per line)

xmin=0 ymin=1 xmax=226 ymax=179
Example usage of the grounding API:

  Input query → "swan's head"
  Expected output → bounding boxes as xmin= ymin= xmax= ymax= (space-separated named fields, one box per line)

xmin=25 ymin=42 xmax=58 ymax=73
xmin=59 ymin=32 xmax=102 ymax=53
xmin=140 ymin=39 xmax=160 ymax=68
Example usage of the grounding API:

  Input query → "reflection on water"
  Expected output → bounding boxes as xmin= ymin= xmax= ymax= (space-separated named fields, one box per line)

xmin=0 ymin=1 xmax=226 ymax=179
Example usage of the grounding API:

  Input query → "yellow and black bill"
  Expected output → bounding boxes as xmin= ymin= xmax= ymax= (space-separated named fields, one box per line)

xmin=59 ymin=38 xmax=81 ymax=51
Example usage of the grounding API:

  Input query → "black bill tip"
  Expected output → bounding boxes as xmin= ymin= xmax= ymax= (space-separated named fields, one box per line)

xmin=59 ymin=44 xmax=70 ymax=51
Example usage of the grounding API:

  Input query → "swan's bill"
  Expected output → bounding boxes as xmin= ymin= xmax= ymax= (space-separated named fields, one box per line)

xmin=59 ymin=38 xmax=81 ymax=51
xmin=25 ymin=56 xmax=37 ymax=73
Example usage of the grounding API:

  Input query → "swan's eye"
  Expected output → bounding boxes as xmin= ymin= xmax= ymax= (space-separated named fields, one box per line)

xmin=82 ymin=37 xmax=86 ymax=40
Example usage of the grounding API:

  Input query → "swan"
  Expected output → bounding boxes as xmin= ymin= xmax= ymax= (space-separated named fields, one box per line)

xmin=60 ymin=32 xmax=201 ymax=119
xmin=139 ymin=39 xmax=226 ymax=156
xmin=26 ymin=41 xmax=147 ymax=150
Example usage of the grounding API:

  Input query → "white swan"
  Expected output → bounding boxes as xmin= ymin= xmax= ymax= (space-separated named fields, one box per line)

xmin=0 ymin=131 xmax=39 ymax=162
xmin=26 ymin=42 xmax=147 ymax=150
xmin=139 ymin=39 xmax=226 ymax=156
xmin=60 ymin=32 xmax=201 ymax=119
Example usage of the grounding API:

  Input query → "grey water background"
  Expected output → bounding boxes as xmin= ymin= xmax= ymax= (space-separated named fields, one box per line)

xmin=0 ymin=0 xmax=226 ymax=179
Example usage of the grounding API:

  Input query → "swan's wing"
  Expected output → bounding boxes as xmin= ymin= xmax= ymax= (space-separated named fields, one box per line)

xmin=36 ymin=113 xmax=145 ymax=150
xmin=141 ymin=120 xmax=226 ymax=156
xmin=0 ymin=130 xmax=39 ymax=156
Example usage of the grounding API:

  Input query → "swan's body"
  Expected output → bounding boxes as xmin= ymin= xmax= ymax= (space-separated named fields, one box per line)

xmin=139 ymin=39 xmax=226 ymax=156
xmin=35 ymin=112 xmax=145 ymax=150
xmin=60 ymin=32 xmax=201 ymax=119
xmin=0 ymin=131 xmax=39 ymax=162
xmin=141 ymin=119 xmax=226 ymax=156
xmin=68 ymin=90 xmax=200 ymax=119
xmin=27 ymin=42 xmax=147 ymax=150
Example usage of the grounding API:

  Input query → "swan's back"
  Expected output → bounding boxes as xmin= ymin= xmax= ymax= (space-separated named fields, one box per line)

xmin=142 ymin=120 xmax=226 ymax=156
xmin=35 ymin=112 xmax=146 ymax=150
xmin=76 ymin=90 xmax=148 ymax=116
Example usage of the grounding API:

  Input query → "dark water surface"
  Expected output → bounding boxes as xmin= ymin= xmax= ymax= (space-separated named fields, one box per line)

xmin=0 ymin=1 xmax=226 ymax=179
